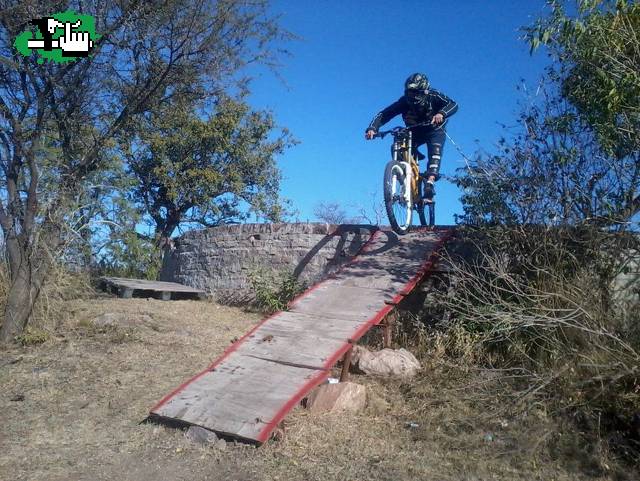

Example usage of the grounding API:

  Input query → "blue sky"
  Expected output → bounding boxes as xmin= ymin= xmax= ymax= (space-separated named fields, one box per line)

xmin=248 ymin=1 xmax=552 ymax=226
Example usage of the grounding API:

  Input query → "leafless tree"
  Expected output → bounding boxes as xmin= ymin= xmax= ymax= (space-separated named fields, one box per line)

xmin=313 ymin=201 xmax=351 ymax=225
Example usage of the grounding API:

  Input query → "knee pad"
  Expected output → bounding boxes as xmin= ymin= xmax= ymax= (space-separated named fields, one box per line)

xmin=427 ymin=143 xmax=442 ymax=180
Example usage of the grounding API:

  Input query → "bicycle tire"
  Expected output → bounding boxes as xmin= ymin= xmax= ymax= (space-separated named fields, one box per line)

xmin=383 ymin=160 xmax=412 ymax=235
xmin=428 ymin=201 xmax=435 ymax=226
xmin=417 ymin=177 xmax=436 ymax=227
xmin=417 ymin=178 xmax=427 ymax=227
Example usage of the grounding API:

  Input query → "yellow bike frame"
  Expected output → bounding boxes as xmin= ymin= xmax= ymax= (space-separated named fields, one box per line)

xmin=396 ymin=132 xmax=421 ymax=203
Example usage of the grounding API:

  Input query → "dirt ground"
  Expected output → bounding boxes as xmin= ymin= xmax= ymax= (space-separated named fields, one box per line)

xmin=0 ymin=296 xmax=634 ymax=481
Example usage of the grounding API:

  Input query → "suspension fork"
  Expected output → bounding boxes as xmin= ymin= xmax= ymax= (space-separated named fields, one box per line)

xmin=402 ymin=131 xmax=413 ymax=203
xmin=392 ymin=133 xmax=412 ymax=203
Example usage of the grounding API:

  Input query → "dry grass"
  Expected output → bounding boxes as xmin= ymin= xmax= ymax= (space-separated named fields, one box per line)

xmin=1 ymin=290 xmax=634 ymax=481
xmin=0 ymin=261 xmax=94 ymax=344
xmin=403 ymin=226 xmax=640 ymax=478
xmin=1 ymin=225 xmax=638 ymax=480
xmin=0 ymin=296 xmax=262 ymax=481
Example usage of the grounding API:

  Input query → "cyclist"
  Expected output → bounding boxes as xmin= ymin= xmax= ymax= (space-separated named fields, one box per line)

xmin=365 ymin=73 xmax=458 ymax=200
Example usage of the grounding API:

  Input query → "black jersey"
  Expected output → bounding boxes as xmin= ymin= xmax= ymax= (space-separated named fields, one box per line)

xmin=366 ymin=89 xmax=458 ymax=133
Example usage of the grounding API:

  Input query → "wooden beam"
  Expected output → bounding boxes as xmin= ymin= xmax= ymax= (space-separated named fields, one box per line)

xmin=339 ymin=345 xmax=354 ymax=382
xmin=383 ymin=318 xmax=394 ymax=348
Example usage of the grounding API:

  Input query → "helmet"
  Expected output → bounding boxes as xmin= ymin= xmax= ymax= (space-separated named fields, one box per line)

xmin=404 ymin=73 xmax=430 ymax=106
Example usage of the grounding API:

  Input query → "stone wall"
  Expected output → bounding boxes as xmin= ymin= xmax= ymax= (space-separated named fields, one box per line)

xmin=612 ymin=248 xmax=640 ymax=308
xmin=160 ymin=223 xmax=378 ymax=302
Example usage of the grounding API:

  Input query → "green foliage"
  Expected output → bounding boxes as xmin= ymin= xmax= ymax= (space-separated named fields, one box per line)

xmin=121 ymin=93 xmax=295 ymax=238
xmin=15 ymin=328 xmax=49 ymax=346
xmin=434 ymin=1 xmax=640 ymax=464
xmin=458 ymin=0 xmax=639 ymax=227
xmin=0 ymin=0 xmax=293 ymax=340
xmin=525 ymin=0 xmax=640 ymax=157
xmin=455 ymin=83 xmax=638 ymax=226
xmin=97 ymin=230 xmax=162 ymax=280
xmin=247 ymin=267 xmax=305 ymax=313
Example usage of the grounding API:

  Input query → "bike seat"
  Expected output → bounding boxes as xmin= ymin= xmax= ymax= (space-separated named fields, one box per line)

xmin=414 ymin=149 xmax=426 ymax=161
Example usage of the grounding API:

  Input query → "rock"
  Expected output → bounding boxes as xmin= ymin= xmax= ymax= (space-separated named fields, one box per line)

xmin=215 ymin=439 xmax=227 ymax=451
xmin=352 ymin=346 xmax=421 ymax=378
xmin=305 ymin=381 xmax=367 ymax=413
xmin=185 ymin=425 xmax=218 ymax=445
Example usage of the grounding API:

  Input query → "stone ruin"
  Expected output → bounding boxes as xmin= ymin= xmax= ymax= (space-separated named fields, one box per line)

xmin=160 ymin=223 xmax=378 ymax=302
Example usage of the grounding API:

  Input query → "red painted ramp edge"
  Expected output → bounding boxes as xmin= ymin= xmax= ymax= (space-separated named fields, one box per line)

xmin=150 ymin=226 xmax=455 ymax=444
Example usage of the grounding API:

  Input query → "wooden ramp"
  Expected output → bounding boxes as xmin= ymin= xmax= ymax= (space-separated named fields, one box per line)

xmin=100 ymin=277 xmax=206 ymax=300
xmin=150 ymin=227 xmax=454 ymax=443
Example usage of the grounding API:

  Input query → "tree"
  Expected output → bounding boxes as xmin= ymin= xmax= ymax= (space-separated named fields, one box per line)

xmin=526 ymin=0 xmax=640 ymax=220
xmin=121 ymin=93 xmax=294 ymax=240
xmin=456 ymin=0 xmax=639 ymax=228
xmin=313 ymin=201 xmax=351 ymax=225
xmin=455 ymin=81 xmax=639 ymax=226
xmin=0 ymin=0 xmax=290 ymax=341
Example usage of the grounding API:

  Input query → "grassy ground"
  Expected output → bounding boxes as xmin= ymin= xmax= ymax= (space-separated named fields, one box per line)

xmin=0 ymin=295 xmax=634 ymax=481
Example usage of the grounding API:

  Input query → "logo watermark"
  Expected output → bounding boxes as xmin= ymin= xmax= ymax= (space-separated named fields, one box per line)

xmin=14 ymin=11 xmax=98 ymax=64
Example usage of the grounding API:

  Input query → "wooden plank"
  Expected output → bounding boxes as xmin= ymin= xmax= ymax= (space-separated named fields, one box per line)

xmin=262 ymin=311 xmax=366 ymax=329
xmin=325 ymin=268 xmax=416 ymax=294
xmin=289 ymin=285 xmax=392 ymax=321
xmin=235 ymin=327 xmax=349 ymax=368
xmin=355 ymin=231 xmax=440 ymax=259
xmin=246 ymin=312 xmax=366 ymax=340
xmin=336 ymin=241 xmax=439 ymax=277
xmin=354 ymin=248 xmax=439 ymax=269
xmin=153 ymin=355 xmax=324 ymax=442
xmin=235 ymin=309 xmax=360 ymax=368
xmin=101 ymin=277 xmax=205 ymax=294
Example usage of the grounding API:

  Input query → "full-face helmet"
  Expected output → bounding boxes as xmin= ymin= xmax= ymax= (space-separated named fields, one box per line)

xmin=404 ymin=73 xmax=430 ymax=106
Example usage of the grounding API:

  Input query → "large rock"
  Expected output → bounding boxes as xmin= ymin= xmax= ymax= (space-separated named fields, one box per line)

xmin=306 ymin=381 xmax=367 ymax=413
xmin=352 ymin=346 xmax=421 ymax=378
xmin=185 ymin=425 xmax=218 ymax=445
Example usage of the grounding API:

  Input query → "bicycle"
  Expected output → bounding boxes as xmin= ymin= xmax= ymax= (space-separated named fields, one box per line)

xmin=374 ymin=123 xmax=435 ymax=234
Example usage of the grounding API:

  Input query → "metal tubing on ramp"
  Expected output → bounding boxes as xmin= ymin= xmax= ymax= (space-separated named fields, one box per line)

xmin=150 ymin=227 xmax=454 ymax=444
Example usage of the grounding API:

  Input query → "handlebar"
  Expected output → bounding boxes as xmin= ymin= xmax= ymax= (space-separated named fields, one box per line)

xmin=373 ymin=120 xmax=433 ymax=139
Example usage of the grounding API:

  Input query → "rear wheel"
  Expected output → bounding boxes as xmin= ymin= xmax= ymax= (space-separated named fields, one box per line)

xmin=417 ymin=177 xmax=436 ymax=227
xmin=383 ymin=160 xmax=412 ymax=235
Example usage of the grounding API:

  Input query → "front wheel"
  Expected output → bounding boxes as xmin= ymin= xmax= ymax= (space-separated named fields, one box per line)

xmin=383 ymin=160 xmax=412 ymax=235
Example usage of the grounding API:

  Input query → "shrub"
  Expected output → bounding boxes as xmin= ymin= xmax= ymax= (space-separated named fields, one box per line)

xmin=247 ymin=267 xmax=306 ymax=314
xmin=422 ymin=226 xmax=640 ymax=463
xmin=15 ymin=328 xmax=49 ymax=346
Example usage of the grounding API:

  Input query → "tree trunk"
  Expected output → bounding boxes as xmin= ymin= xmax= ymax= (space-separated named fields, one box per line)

xmin=0 ymin=238 xmax=51 ymax=343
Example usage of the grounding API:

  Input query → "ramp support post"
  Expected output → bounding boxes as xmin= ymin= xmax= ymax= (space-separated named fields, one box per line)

xmin=383 ymin=318 xmax=393 ymax=348
xmin=339 ymin=344 xmax=354 ymax=382
xmin=119 ymin=287 xmax=133 ymax=298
